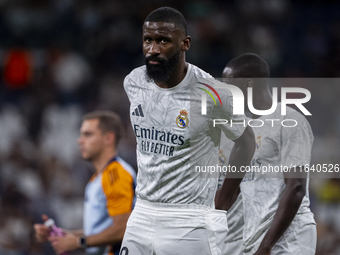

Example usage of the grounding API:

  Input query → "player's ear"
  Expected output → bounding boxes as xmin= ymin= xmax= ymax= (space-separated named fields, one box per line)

xmin=105 ymin=132 xmax=116 ymax=146
xmin=181 ymin=36 xmax=191 ymax=51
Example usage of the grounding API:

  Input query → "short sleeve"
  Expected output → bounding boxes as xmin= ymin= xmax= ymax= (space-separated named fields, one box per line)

xmin=101 ymin=162 xmax=135 ymax=216
xmin=123 ymin=73 xmax=133 ymax=102
xmin=281 ymin=111 xmax=313 ymax=167
xmin=123 ymin=67 xmax=145 ymax=102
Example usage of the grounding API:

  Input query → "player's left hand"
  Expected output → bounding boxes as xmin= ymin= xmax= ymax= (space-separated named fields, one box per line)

xmin=49 ymin=233 xmax=78 ymax=254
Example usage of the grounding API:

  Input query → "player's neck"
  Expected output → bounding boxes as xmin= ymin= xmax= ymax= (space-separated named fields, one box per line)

xmin=155 ymin=60 xmax=188 ymax=89
xmin=92 ymin=149 xmax=117 ymax=175
xmin=250 ymin=89 xmax=273 ymax=119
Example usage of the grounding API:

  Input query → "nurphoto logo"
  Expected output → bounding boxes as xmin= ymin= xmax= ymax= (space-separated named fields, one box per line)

xmin=197 ymin=82 xmax=312 ymax=128
xmin=199 ymin=83 xmax=311 ymax=116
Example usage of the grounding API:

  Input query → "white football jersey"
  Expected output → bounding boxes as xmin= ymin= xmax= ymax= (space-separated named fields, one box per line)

xmin=124 ymin=63 xmax=246 ymax=207
xmin=240 ymin=104 xmax=316 ymax=253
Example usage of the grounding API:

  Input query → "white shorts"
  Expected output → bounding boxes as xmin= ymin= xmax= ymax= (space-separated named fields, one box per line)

xmin=120 ymin=199 xmax=229 ymax=255
xmin=221 ymin=238 xmax=243 ymax=255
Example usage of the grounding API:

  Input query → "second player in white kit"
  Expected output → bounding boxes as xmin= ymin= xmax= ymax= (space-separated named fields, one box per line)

xmin=240 ymin=105 xmax=316 ymax=255
xmin=222 ymin=53 xmax=317 ymax=255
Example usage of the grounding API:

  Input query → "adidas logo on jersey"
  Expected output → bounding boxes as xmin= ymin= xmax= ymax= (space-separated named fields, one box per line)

xmin=132 ymin=104 xmax=144 ymax=117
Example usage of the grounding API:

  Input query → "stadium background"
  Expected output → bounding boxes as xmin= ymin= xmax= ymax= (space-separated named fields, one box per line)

xmin=0 ymin=0 xmax=339 ymax=254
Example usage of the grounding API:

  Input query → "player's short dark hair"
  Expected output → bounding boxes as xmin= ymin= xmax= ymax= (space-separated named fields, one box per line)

xmin=83 ymin=110 xmax=124 ymax=146
xmin=144 ymin=7 xmax=187 ymax=36
xmin=227 ymin=53 xmax=270 ymax=79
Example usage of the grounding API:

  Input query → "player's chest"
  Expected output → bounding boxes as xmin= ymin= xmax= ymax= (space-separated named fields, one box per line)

xmin=252 ymin=126 xmax=281 ymax=161
xmin=129 ymin=86 xmax=216 ymax=141
xmin=130 ymin=89 xmax=191 ymax=129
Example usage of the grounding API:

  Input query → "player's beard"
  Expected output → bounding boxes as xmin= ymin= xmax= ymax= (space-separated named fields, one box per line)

xmin=145 ymin=50 xmax=180 ymax=83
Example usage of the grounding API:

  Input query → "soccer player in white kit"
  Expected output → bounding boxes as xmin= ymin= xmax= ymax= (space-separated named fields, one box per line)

xmin=222 ymin=53 xmax=317 ymax=255
xmin=120 ymin=7 xmax=255 ymax=255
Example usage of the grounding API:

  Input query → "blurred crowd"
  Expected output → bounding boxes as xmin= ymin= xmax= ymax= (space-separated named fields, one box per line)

xmin=0 ymin=0 xmax=339 ymax=254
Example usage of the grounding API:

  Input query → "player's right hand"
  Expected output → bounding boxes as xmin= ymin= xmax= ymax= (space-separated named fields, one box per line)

xmin=33 ymin=214 xmax=50 ymax=243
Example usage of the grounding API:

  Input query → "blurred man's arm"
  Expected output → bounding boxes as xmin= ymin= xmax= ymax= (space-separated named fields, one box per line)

xmin=86 ymin=212 xmax=130 ymax=246
xmin=49 ymin=212 xmax=130 ymax=254
xmin=215 ymin=126 xmax=255 ymax=210
xmin=68 ymin=229 xmax=83 ymax=237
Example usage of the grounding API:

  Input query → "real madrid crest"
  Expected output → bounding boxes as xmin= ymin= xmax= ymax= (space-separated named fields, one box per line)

xmin=219 ymin=149 xmax=226 ymax=166
xmin=176 ymin=109 xmax=189 ymax=128
xmin=256 ymin=135 xmax=261 ymax=150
